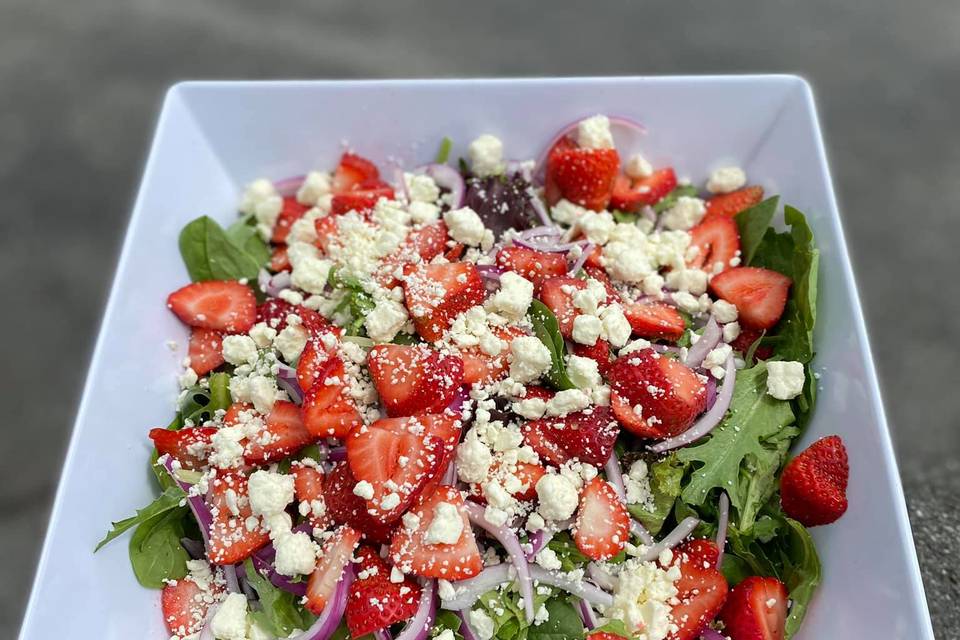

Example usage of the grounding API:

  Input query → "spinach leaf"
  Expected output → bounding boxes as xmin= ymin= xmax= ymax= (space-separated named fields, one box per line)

xmin=545 ymin=531 xmax=590 ymax=572
xmin=676 ymin=361 xmax=797 ymax=532
xmin=527 ymin=598 xmax=584 ymax=640
xmin=96 ymin=485 xmax=187 ymax=551
xmin=734 ymin=196 xmax=779 ymax=266
xmin=626 ymin=454 xmax=685 ymax=535
xmin=178 ymin=215 xmax=265 ymax=282
xmin=527 ymin=300 xmax=576 ymax=391
xmin=244 ymin=559 xmax=313 ymax=636
xmin=433 ymin=609 xmax=464 ymax=639
xmin=652 ymin=184 xmax=699 ymax=214
xmin=226 ymin=215 xmax=272 ymax=267
xmin=436 ymin=136 xmax=453 ymax=164
xmin=129 ymin=507 xmax=190 ymax=588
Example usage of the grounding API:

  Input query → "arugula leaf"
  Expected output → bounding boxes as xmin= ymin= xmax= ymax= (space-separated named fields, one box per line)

xmin=328 ymin=267 xmax=376 ymax=335
xmin=244 ymin=559 xmax=313 ymax=636
xmin=652 ymin=184 xmax=698 ymax=214
xmin=586 ymin=618 xmax=630 ymax=637
xmin=527 ymin=300 xmax=576 ymax=391
xmin=129 ymin=507 xmax=190 ymax=588
xmin=178 ymin=215 xmax=265 ymax=282
xmin=96 ymin=485 xmax=187 ymax=551
xmin=527 ymin=598 xmax=584 ymax=640
xmin=226 ymin=214 xmax=271 ymax=267
xmin=780 ymin=517 xmax=822 ymax=638
xmin=734 ymin=196 xmax=779 ymax=266
xmin=180 ymin=372 xmax=232 ymax=426
xmin=436 ymin=136 xmax=453 ymax=164
xmin=612 ymin=210 xmax=638 ymax=224
xmin=626 ymin=454 xmax=685 ymax=535
xmin=675 ymin=362 xmax=797 ymax=532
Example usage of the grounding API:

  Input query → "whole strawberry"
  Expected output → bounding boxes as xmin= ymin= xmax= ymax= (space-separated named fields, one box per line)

xmin=780 ymin=435 xmax=848 ymax=526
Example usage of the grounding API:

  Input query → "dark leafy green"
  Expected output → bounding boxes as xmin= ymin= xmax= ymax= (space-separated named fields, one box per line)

xmin=329 ymin=266 xmax=376 ymax=335
xmin=226 ymin=214 xmax=272 ymax=267
xmin=180 ymin=372 xmax=233 ymax=426
xmin=734 ymin=196 xmax=779 ymax=266
xmin=178 ymin=215 xmax=267 ymax=282
xmin=626 ymin=454 xmax=685 ymax=535
xmin=585 ymin=618 xmax=631 ymax=638
xmin=244 ymin=559 xmax=315 ymax=636
xmin=526 ymin=598 xmax=584 ymax=640
xmin=545 ymin=531 xmax=590 ymax=572
xmin=464 ymin=173 xmax=540 ymax=234
xmin=527 ymin=300 xmax=576 ymax=391
xmin=433 ymin=609 xmax=464 ymax=639
xmin=129 ymin=506 xmax=190 ymax=588
xmin=95 ymin=485 xmax=187 ymax=551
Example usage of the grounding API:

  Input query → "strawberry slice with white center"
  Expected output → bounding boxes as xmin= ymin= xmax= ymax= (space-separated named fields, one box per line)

xmin=704 ymin=185 xmax=764 ymax=220
xmin=188 ymin=328 xmax=224 ymax=376
xmin=332 ymin=152 xmax=380 ymax=193
xmin=167 ymin=280 xmax=257 ymax=333
xmin=538 ymin=276 xmax=587 ymax=338
xmin=622 ymin=301 xmax=686 ymax=341
xmin=206 ymin=471 xmax=270 ymax=565
xmin=709 ymin=266 xmax=792 ymax=330
xmin=368 ymin=344 xmax=464 ymax=417
xmin=687 ymin=214 xmax=741 ymax=274
xmin=291 ymin=463 xmax=332 ymax=530
xmin=300 ymin=356 xmax=363 ymax=439
xmin=272 ymin=196 xmax=311 ymax=243
xmin=149 ymin=426 xmax=216 ymax=471
xmin=388 ymin=485 xmax=483 ymax=580
xmin=346 ymin=545 xmax=422 ymax=636
xmin=460 ymin=325 xmax=526 ymax=385
xmin=522 ymin=405 xmax=620 ymax=466
xmin=304 ymin=525 xmax=361 ymax=615
xmin=666 ymin=539 xmax=730 ymax=640
xmin=574 ymin=477 xmax=630 ymax=560
xmin=403 ymin=262 xmax=486 ymax=342
xmin=610 ymin=167 xmax=678 ymax=211
xmin=347 ymin=417 xmax=445 ymax=523
xmin=718 ymin=575 xmax=787 ymax=640
xmin=607 ymin=350 xmax=707 ymax=439
xmin=496 ymin=245 xmax=569 ymax=289
xmin=295 ymin=330 xmax=343 ymax=392
xmin=242 ymin=400 xmax=316 ymax=465
xmin=160 ymin=574 xmax=222 ymax=638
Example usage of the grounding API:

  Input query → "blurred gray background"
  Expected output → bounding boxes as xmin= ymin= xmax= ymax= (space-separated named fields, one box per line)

xmin=1 ymin=0 xmax=958 ymax=637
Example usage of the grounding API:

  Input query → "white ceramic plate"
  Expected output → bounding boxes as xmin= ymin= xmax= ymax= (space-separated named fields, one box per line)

xmin=19 ymin=77 xmax=933 ymax=639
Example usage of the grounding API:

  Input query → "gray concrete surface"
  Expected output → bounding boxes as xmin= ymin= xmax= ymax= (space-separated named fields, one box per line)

xmin=1 ymin=0 xmax=958 ymax=637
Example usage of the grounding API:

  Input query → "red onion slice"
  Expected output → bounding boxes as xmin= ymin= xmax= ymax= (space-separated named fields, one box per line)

xmin=586 ymin=562 xmax=617 ymax=591
xmin=577 ymin=599 xmax=600 ymax=630
xmin=161 ymin=456 xmax=213 ymax=550
xmin=463 ymin=501 xmax=535 ymax=623
xmin=395 ymin=579 xmax=436 ymax=640
xmin=527 ymin=566 xmax=614 ymax=607
xmin=258 ymin=269 xmax=293 ymax=298
xmin=274 ymin=175 xmax=306 ymax=196
xmin=568 ymin=242 xmax=595 ymax=275
xmin=440 ymin=563 xmax=513 ymax=611
xmin=276 ymin=363 xmax=305 ymax=405
xmin=524 ymin=529 xmax=553 ymax=561
xmin=636 ymin=516 xmax=700 ymax=562
xmin=513 ymin=238 xmax=588 ymax=254
xmin=525 ymin=188 xmax=556 ymax=227
xmin=605 ymin=453 xmax=655 ymax=546
xmin=455 ymin=610 xmax=480 ymax=640
xmin=426 ymin=164 xmax=466 ymax=209
xmin=715 ymin=492 xmax=730 ymax=569
xmin=518 ymin=225 xmax=564 ymax=240
xmin=630 ymin=519 xmax=656 ymax=547
xmin=699 ymin=629 xmax=729 ymax=640
xmin=649 ymin=356 xmax=736 ymax=453
xmin=374 ymin=630 xmax=393 ymax=640
xmin=683 ymin=318 xmax=722 ymax=369
xmin=289 ymin=563 xmax=354 ymax=640
xmin=222 ymin=564 xmax=240 ymax=594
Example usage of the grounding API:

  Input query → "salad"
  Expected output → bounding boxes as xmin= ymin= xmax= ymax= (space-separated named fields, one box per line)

xmin=98 ymin=115 xmax=849 ymax=640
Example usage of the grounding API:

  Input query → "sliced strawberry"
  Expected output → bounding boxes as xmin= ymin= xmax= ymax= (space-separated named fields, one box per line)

xmin=509 ymin=461 xmax=548 ymax=501
xmin=330 ymin=185 xmax=394 ymax=217
xmin=523 ymin=406 xmax=620 ymax=466
xmin=547 ymin=143 xmax=620 ymax=211
xmin=522 ymin=419 xmax=570 ymax=467
xmin=206 ymin=471 xmax=270 ymax=565
xmin=607 ymin=350 xmax=707 ymax=439
xmin=609 ymin=390 xmax=656 ymax=438
xmin=574 ymin=477 xmax=630 ymax=560
xmin=322 ymin=462 xmax=396 ymax=544
xmin=368 ymin=344 xmax=464 ymax=417
xmin=780 ymin=435 xmax=849 ymax=526
xmin=496 ymin=246 xmax=569 ymax=288
xmin=291 ymin=463 xmax=332 ymax=530
xmin=666 ymin=539 xmax=729 ymax=640
xmin=314 ymin=214 xmax=340 ymax=254
xmin=160 ymin=574 xmax=221 ymax=637
xmin=622 ymin=301 xmax=686 ymax=341
xmin=149 ymin=426 xmax=216 ymax=471
xmin=296 ymin=334 xmax=337 ymax=392
xmin=304 ymin=525 xmax=361 ymax=615
xmin=300 ymin=357 xmax=363 ymax=439
xmin=347 ymin=420 xmax=444 ymax=523
xmin=582 ymin=264 xmax=619 ymax=298
xmin=704 ymin=186 xmax=764 ymax=220
xmin=587 ymin=634 xmax=628 ymax=640
xmin=167 ymin=280 xmax=256 ymax=333
xmin=272 ymin=197 xmax=311 ymax=243
xmin=688 ymin=215 xmax=741 ymax=274
xmin=538 ymin=276 xmax=587 ymax=338
xmin=332 ymin=153 xmax=380 ymax=193
xmin=395 ymin=413 xmax=463 ymax=499
xmin=256 ymin=298 xmax=330 ymax=335
xmin=407 ymin=221 xmax=451 ymax=262
xmin=718 ymin=576 xmax=787 ymax=640
xmin=270 ymin=244 xmax=291 ymax=272
xmin=610 ymin=168 xmax=677 ymax=211
xmin=389 ymin=485 xmax=483 ymax=580
xmin=572 ymin=339 xmax=614 ymax=376
xmin=346 ymin=545 xmax=422 ymax=636
xmin=730 ymin=326 xmax=774 ymax=362
xmin=244 ymin=401 xmax=316 ymax=465
xmin=188 ymin=328 xmax=224 ymax=376
xmin=709 ymin=267 xmax=792 ymax=330
xmin=403 ymin=262 xmax=486 ymax=341
xmin=460 ymin=326 xmax=526 ymax=385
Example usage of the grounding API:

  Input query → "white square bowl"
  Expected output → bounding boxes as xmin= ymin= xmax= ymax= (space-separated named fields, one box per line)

xmin=19 ymin=77 xmax=933 ymax=639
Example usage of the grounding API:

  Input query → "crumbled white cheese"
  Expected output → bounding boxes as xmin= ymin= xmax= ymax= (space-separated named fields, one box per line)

xmin=625 ymin=153 xmax=654 ymax=178
xmin=572 ymin=314 xmax=603 ymax=346
xmin=353 ymin=480 xmax=375 ymax=500
xmin=665 ymin=268 xmax=709 ymax=296
xmin=766 ymin=361 xmax=805 ymax=400
xmin=248 ymin=323 xmax=277 ymax=349
xmin=273 ymin=531 xmax=317 ymax=576
xmin=624 ymin=459 xmax=654 ymax=507
xmin=509 ymin=336 xmax=553 ymax=383
xmin=712 ymin=299 xmax=739 ymax=323
xmin=365 ymin=298 xmax=409 ymax=343
xmin=468 ymin=134 xmax=505 ymax=178
xmin=512 ymin=397 xmax=548 ymax=420
xmin=456 ymin=435 xmax=493 ymax=484
xmin=239 ymin=178 xmax=283 ymax=240
xmin=661 ymin=196 xmax=706 ymax=231
xmin=444 ymin=207 xmax=489 ymax=247
xmin=469 ymin=609 xmax=496 ymax=640
xmin=409 ymin=201 xmax=440 ymax=224
xmin=606 ymin=557 xmax=682 ymax=640
xmin=577 ymin=115 xmax=615 ymax=149
xmin=706 ymin=166 xmax=747 ymax=194
xmin=600 ymin=304 xmax=632 ymax=348
xmin=274 ymin=324 xmax=308 ymax=363
xmin=535 ymin=547 xmax=563 ymax=571
xmin=248 ymin=470 xmax=295 ymax=517
xmin=536 ymin=473 xmax=579 ymax=521
xmin=405 ymin=173 xmax=441 ymax=204
xmin=222 ymin=335 xmax=259 ymax=366
xmin=722 ymin=321 xmax=741 ymax=343
xmin=424 ymin=501 xmax=464 ymax=545
xmin=550 ymin=199 xmax=590 ymax=225
xmin=545 ymin=389 xmax=591 ymax=417
xmin=296 ymin=171 xmax=332 ymax=206
xmin=487 ymin=271 xmax=534 ymax=321
xmin=291 ymin=255 xmax=334 ymax=295
xmin=210 ymin=592 xmax=249 ymax=640
xmin=566 ymin=355 xmax=602 ymax=391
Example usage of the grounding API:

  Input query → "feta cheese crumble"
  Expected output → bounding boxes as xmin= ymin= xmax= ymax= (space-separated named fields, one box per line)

xmin=766 ymin=360 xmax=805 ymax=400
xmin=706 ymin=166 xmax=747 ymax=194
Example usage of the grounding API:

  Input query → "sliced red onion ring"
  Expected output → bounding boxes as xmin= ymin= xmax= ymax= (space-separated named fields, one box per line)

xmin=607 ymin=115 xmax=648 ymax=136
xmin=259 ymin=269 xmax=293 ymax=298
xmin=251 ymin=554 xmax=309 ymax=597
xmin=577 ymin=599 xmax=600 ymax=630
xmin=518 ymin=225 xmax=564 ymax=240
xmin=476 ymin=265 xmax=503 ymax=292
xmin=525 ymin=188 xmax=555 ymax=227
xmin=274 ymin=175 xmax=306 ymax=196
xmin=222 ymin=564 xmax=241 ymax=594
xmin=395 ymin=579 xmax=436 ymax=640
xmin=700 ymin=629 xmax=729 ymax=640
xmin=161 ymin=456 xmax=213 ymax=550
xmin=715 ymin=492 xmax=730 ymax=569
xmin=568 ymin=242 xmax=595 ymax=275
xmin=180 ymin=537 xmax=205 ymax=560
xmin=527 ymin=566 xmax=614 ymax=607
xmin=197 ymin=605 xmax=218 ymax=640
xmin=524 ymin=529 xmax=553 ymax=561
xmin=327 ymin=446 xmax=347 ymax=462
xmin=276 ymin=363 xmax=305 ymax=405
xmin=440 ymin=563 xmax=513 ymax=611
xmin=630 ymin=520 xmax=655 ymax=547
xmin=636 ymin=516 xmax=700 ymax=562
xmin=586 ymin=562 xmax=617 ymax=591
xmin=455 ymin=610 xmax=480 ymax=640
xmin=513 ymin=238 xmax=588 ymax=254
xmin=704 ymin=377 xmax=718 ymax=410
xmin=374 ymin=630 xmax=393 ymax=640
xmin=234 ymin=561 xmax=258 ymax=601
xmin=683 ymin=318 xmax=722 ymax=369
xmin=604 ymin=453 xmax=627 ymax=502
xmin=426 ymin=164 xmax=466 ymax=209
xmin=463 ymin=501 xmax=535 ymax=623
xmin=649 ymin=356 xmax=736 ymax=453
xmin=288 ymin=563 xmax=354 ymax=640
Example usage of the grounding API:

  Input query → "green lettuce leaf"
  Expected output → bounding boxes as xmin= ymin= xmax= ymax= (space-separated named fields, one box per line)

xmin=95 ymin=485 xmax=187 ymax=551
xmin=734 ymin=196 xmax=779 ymax=266
xmin=676 ymin=361 xmax=798 ymax=532
xmin=528 ymin=300 xmax=576 ymax=391
xmin=626 ymin=454 xmax=685 ymax=535
xmin=526 ymin=598 xmax=584 ymax=640
xmin=129 ymin=506 xmax=190 ymax=588
xmin=652 ymin=184 xmax=699 ymax=214
xmin=178 ymin=215 xmax=266 ymax=282
xmin=244 ymin=558 xmax=314 ymax=636
xmin=545 ymin=531 xmax=591 ymax=572
xmin=226 ymin=214 xmax=271 ymax=267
